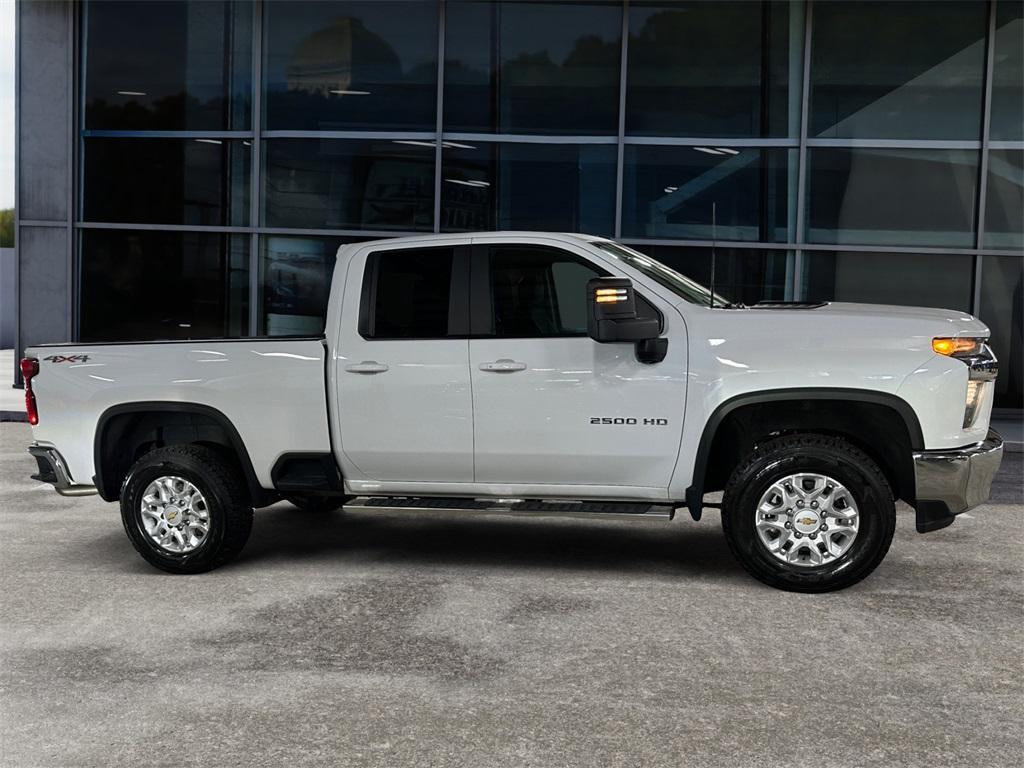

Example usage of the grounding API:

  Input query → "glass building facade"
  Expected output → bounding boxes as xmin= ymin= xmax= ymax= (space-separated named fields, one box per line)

xmin=74 ymin=0 xmax=1023 ymax=407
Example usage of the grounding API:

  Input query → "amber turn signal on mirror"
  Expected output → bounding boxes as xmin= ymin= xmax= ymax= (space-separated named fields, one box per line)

xmin=595 ymin=287 xmax=629 ymax=304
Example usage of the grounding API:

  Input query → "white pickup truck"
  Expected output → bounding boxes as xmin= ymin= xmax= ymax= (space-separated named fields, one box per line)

xmin=22 ymin=232 xmax=1003 ymax=591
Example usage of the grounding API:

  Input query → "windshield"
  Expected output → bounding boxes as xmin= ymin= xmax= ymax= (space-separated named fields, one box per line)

xmin=590 ymin=241 xmax=730 ymax=306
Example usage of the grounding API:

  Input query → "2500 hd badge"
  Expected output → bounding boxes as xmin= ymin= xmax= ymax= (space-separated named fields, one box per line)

xmin=590 ymin=417 xmax=670 ymax=426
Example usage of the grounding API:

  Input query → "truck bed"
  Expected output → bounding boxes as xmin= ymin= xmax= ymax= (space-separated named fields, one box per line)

xmin=24 ymin=338 xmax=331 ymax=491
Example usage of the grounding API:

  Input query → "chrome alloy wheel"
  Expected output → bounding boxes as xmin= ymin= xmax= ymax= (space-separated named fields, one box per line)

xmin=140 ymin=476 xmax=211 ymax=554
xmin=754 ymin=473 xmax=860 ymax=568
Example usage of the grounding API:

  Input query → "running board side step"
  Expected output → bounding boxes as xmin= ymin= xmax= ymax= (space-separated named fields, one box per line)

xmin=343 ymin=496 xmax=675 ymax=521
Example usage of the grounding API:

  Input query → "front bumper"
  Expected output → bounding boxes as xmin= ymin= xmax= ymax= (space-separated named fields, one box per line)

xmin=28 ymin=444 xmax=98 ymax=497
xmin=913 ymin=429 xmax=1003 ymax=533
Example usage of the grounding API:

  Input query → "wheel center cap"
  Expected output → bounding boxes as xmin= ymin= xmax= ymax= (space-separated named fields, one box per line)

xmin=164 ymin=506 xmax=182 ymax=524
xmin=793 ymin=511 xmax=820 ymax=534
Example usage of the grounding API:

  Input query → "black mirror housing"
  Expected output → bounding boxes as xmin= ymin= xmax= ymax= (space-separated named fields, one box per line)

xmin=588 ymin=277 xmax=648 ymax=342
xmin=636 ymin=337 xmax=669 ymax=364
xmin=595 ymin=315 xmax=662 ymax=342
xmin=593 ymin=276 xmax=663 ymax=354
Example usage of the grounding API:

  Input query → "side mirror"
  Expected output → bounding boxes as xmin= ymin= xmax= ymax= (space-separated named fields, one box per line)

xmin=586 ymin=277 xmax=667 ymax=364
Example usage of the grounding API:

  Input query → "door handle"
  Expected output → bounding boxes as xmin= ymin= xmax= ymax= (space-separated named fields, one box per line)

xmin=345 ymin=361 xmax=389 ymax=374
xmin=479 ymin=359 xmax=527 ymax=373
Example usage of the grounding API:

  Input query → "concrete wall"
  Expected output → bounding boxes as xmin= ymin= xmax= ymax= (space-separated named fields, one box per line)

xmin=0 ymin=249 xmax=15 ymax=350
xmin=14 ymin=1 xmax=75 ymax=384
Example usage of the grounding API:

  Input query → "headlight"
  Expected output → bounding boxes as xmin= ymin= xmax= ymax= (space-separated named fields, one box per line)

xmin=932 ymin=336 xmax=984 ymax=356
xmin=933 ymin=336 xmax=998 ymax=428
xmin=963 ymin=379 xmax=986 ymax=428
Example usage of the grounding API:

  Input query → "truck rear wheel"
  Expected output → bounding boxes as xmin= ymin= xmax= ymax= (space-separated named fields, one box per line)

xmin=721 ymin=434 xmax=895 ymax=592
xmin=120 ymin=445 xmax=253 ymax=574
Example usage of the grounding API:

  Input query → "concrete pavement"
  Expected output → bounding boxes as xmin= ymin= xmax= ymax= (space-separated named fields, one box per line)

xmin=0 ymin=421 xmax=1022 ymax=767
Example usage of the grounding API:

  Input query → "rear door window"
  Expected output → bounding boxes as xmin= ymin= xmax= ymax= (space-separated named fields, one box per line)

xmin=360 ymin=247 xmax=460 ymax=339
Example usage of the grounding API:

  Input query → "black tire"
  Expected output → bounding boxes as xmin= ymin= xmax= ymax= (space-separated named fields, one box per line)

xmin=120 ymin=445 xmax=253 ymax=574
xmin=721 ymin=434 xmax=895 ymax=593
xmin=285 ymin=494 xmax=348 ymax=513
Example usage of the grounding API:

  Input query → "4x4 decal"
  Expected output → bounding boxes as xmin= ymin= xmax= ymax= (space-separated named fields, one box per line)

xmin=43 ymin=354 xmax=90 ymax=364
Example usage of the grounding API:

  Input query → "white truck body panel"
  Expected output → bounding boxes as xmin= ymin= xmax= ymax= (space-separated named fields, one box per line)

xmin=334 ymin=335 xmax=475 ymax=483
xmin=468 ymin=335 xmax=687 ymax=489
xmin=328 ymin=237 xmax=475 ymax=483
xmin=667 ymin=300 xmax=992 ymax=498
xmin=28 ymin=340 xmax=330 ymax=488
xmin=26 ymin=231 xmax=994 ymax=504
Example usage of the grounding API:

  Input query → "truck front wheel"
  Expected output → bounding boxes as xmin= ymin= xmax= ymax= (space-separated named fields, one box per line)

xmin=120 ymin=445 xmax=254 ymax=574
xmin=721 ymin=434 xmax=896 ymax=592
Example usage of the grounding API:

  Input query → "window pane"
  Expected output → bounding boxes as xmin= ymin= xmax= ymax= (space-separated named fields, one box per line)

xmin=262 ymin=235 xmax=365 ymax=336
xmin=263 ymin=1 xmax=438 ymax=131
xmin=626 ymin=1 xmax=804 ymax=137
xmin=445 ymin=1 xmax=621 ymax=135
xmin=263 ymin=139 xmax=434 ymax=231
xmin=807 ymin=148 xmax=978 ymax=247
xmin=366 ymin=248 xmax=454 ymax=338
xmin=488 ymin=246 xmax=602 ymax=337
xmin=810 ymin=1 xmax=986 ymax=139
xmin=83 ymin=0 xmax=252 ymax=130
xmin=622 ymin=146 xmax=795 ymax=242
xmin=628 ymin=245 xmax=793 ymax=304
xmin=985 ymin=150 xmax=1024 ymax=251
xmin=82 ymin=138 xmax=250 ymax=226
xmin=80 ymin=230 xmax=249 ymax=342
xmin=978 ymin=255 xmax=1024 ymax=410
xmin=991 ymin=1 xmax=1024 ymax=142
xmin=801 ymin=251 xmax=973 ymax=311
xmin=441 ymin=143 xmax=616 ymax=235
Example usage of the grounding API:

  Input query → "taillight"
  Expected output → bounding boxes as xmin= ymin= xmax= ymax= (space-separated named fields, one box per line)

xmin=20 ymin=358 xmax=39 ymax=425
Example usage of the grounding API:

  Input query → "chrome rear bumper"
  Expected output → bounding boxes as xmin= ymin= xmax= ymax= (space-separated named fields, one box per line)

xmin=913 ymin=429 xmax=1003 ymax=533
xmin=28 ymin=444 xmax=98 ymax=497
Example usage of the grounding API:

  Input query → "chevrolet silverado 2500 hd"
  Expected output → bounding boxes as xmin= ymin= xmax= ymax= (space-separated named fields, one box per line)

xmin=22 ymin=233 xmax=1004 ymax=591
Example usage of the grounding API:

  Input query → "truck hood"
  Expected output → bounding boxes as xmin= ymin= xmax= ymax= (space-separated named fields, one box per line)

xmin=697 ymin=301 xmax=991 ymax=339
xmin=808 ymin=302 xmax=990 ymax=337
xmin=681 ymin=300 xmax=992 ymax=366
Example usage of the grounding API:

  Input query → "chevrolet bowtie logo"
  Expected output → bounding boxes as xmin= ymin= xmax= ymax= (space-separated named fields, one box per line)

xmin=798 ymin=517 xmax=817 ymax=526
